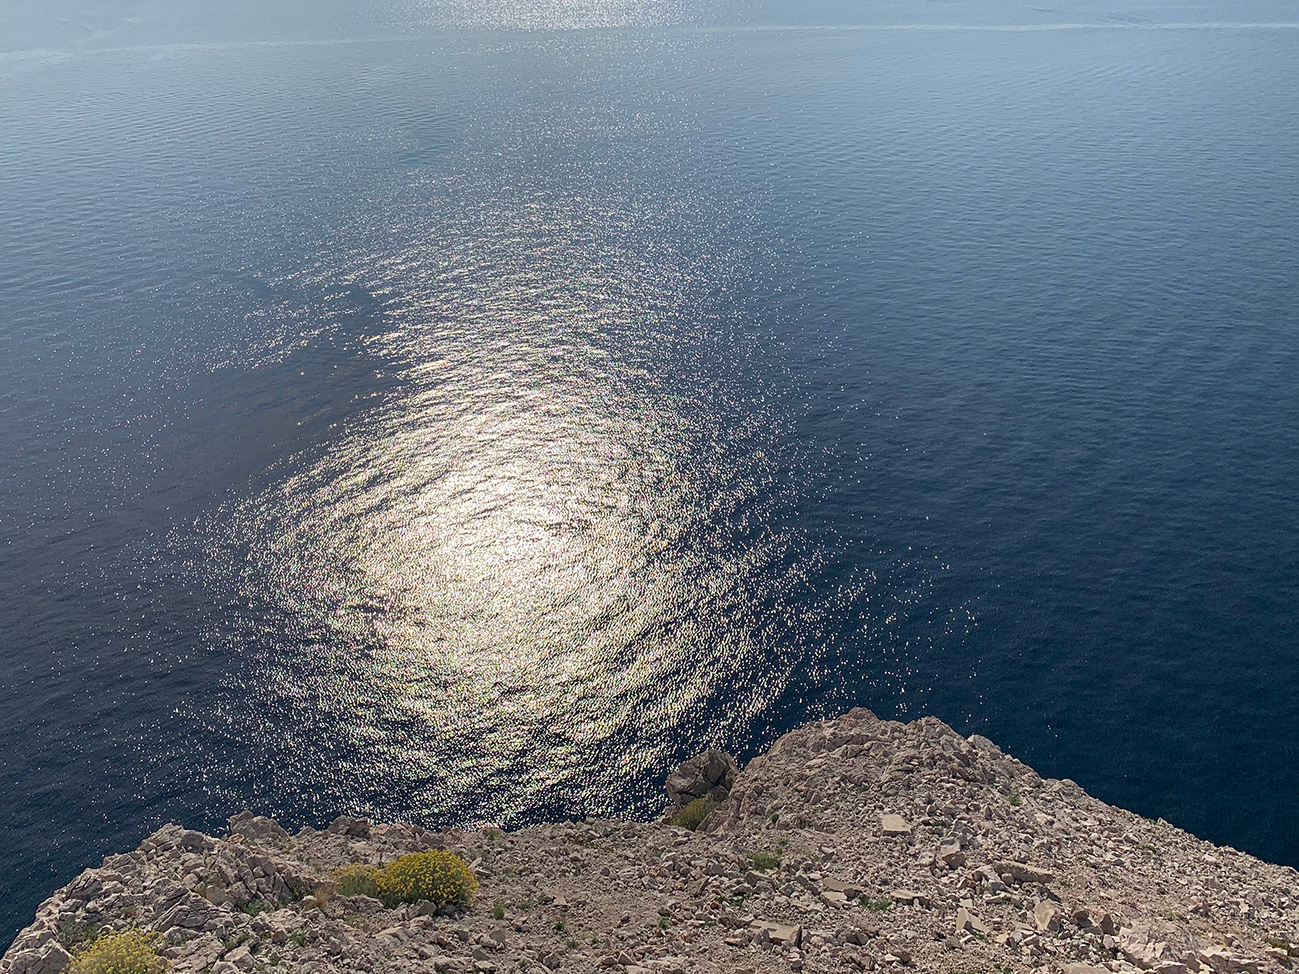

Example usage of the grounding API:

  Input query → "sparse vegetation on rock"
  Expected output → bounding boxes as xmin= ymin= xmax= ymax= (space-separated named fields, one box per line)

xmin=667 ymin=797 xmax=717 ymax=831
xmin=5 ymin=708 xmax=1299 ymax=974
xmin=331 ymin=864 xmax=380 ymax=899
xmin=66 ymin=930 xmax=166 ymax=974
xmin=374 ymin=852 xmax=476 ymax=909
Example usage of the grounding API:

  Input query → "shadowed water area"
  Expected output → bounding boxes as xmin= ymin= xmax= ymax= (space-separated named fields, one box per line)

xmin=3 ymin=0 xmax=1298 ymax=947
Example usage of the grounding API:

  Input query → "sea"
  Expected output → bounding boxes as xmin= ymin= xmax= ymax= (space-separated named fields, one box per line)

xmin=2 ymin=0 xmax=1298 ymax=948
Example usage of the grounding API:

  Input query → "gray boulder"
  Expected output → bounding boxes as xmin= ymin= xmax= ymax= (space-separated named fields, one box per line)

xmin=8 ymin=943 xmax=71 ymax=974
xmin=665 ymin=749 xmax=738 ymax=806
xmin=327 ymin=815 xmax=372 ymax=838
xmin=155 ymin=892 xmax=227 ymax=932
xmin=228 ymin=811 xmax=289 ymax=843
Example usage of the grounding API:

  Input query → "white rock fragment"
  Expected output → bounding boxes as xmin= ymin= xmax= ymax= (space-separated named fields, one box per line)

xmin=880 ymin=814 xmax=912 ymax=836
xmin=937 ymin=840 xmax=965 ymax=868
xmin=954 ymin=907 xmax=988 ymax=935
xmin=890 ymin=889 xmax=930 ymax=907
xmin=1032 ymin=900 xmax=1061 ymax=934
xmin=748 ymin=919 xmax=803 ymax=946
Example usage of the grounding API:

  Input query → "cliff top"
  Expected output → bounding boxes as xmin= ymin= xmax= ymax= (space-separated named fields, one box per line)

xmin=6 ymin=708 xmax=1298 ymax=974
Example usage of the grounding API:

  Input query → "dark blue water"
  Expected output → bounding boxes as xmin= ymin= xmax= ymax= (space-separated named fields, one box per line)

xmin=4 ymin=0 xmax=1299 ymax=947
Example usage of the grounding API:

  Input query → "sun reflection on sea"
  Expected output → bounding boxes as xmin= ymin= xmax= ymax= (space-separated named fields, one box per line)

xmin=205 ymin=178 xmax=813 ymax=822
xmin=398 ymin=0 xmax=691 ymax=30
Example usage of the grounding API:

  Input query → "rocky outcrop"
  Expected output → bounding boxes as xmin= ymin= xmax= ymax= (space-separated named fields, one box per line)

xmin=5 ymin=708 xmax=1298 ymax=974
xmin=665 ymin=749 xmax=739 ymax=807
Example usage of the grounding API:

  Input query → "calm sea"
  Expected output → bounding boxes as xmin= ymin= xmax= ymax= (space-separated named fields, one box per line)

xmin=3 ymin=0 xmax=1298 ymax=946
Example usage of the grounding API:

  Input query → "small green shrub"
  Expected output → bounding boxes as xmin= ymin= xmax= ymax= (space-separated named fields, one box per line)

xmin=491 ymin=902 xmax=506 ymax=920
xmin=863 ymin=898 xmax=894 ymax=913
xmin=57 ymin=921 xmax=101 ymax=951
xmin=1264 ymin=937 xmax=1298 ymax=957
xmin=333 ymin=864 xmax=381 ymax=898
xmin=748 ymin=851 xmax=781 ymax=872
xmin=668 ymin=798 xmax=716 ymax=831
xmin=374 ymin=851 xmax=477 ymax=908
xmin=68 ymin=930 xmax=167 ymax=974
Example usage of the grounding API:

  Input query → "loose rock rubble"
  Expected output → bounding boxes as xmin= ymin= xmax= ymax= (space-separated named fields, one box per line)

xmin=6 ymin=708 xmax=1299 ymax=974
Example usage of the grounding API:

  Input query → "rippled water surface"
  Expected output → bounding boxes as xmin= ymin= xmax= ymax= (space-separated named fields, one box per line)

xmin=3 ymin=0 xmax=1299 ymax=946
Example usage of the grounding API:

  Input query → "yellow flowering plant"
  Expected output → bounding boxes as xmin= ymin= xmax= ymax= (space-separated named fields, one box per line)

xmin=67 ymin=929 xmax=168 ymax=974
xmin=375 ymin=851 xmax=477 ymax=908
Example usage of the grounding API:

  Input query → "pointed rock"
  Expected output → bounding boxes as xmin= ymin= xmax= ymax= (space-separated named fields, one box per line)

xmin=1033 ymin=900 xmax=1061 ymax=934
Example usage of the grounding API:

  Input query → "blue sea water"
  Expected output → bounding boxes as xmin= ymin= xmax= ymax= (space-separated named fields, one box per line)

xmin=3 ymin=0 xmax=1299 ymax=947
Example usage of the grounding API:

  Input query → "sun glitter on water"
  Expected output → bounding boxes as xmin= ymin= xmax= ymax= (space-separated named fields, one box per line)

xmin=197 ymin=182 xmax=810 ymax=823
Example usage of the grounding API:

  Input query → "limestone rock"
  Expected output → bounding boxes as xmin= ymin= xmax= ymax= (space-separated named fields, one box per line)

xmin=954 ymin=907 xmax=988 ymax=935
xmin=1033 ymin=900 xmax=1061 ymax=934
xmin=1199 ymin=945 xmax=1263 ymax=973
xmin=665 ymin=749 xmax=738 ymax=806
xmin=228 ymin=811 xmax=290 ymax=842
xmin=891 ymin=888 xmax=930 ymax=907
xmin=1119 ymin=925 xmax=1202 ymax=972
xmin=156 ymin=893 xmax=228 ymax=932
xmin=6 ymin=708 xmax=1299 ymax=974
xmin=7 ymin=944 xmax=70 ymax=974
xmin=327 ymin=815 xmax=372 ymax=838
xmin=822 ymin=877 xmax=862 ymax=899
xmin=222 ymin=946 xmax=255 ymax=972
xmin=937 ymin=839 xmax=965 ymax=868
xmin=177 ymin=830 xmax=216 ymax=853
xmin=994 ymin=861 xmax=1055 ymax=885
xmin=880 ymin=814 xmax=911 ymax=836
xmin=749 ymin=920 xmax=802 ymax=946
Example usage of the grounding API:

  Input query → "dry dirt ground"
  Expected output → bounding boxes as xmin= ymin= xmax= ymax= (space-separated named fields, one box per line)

xmin=6 ymin=708 xmax=1299 ymax=974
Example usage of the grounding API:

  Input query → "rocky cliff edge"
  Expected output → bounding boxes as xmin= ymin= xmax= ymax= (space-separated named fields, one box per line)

xmin=6 ymin=708 xmax=1298 ymax=974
